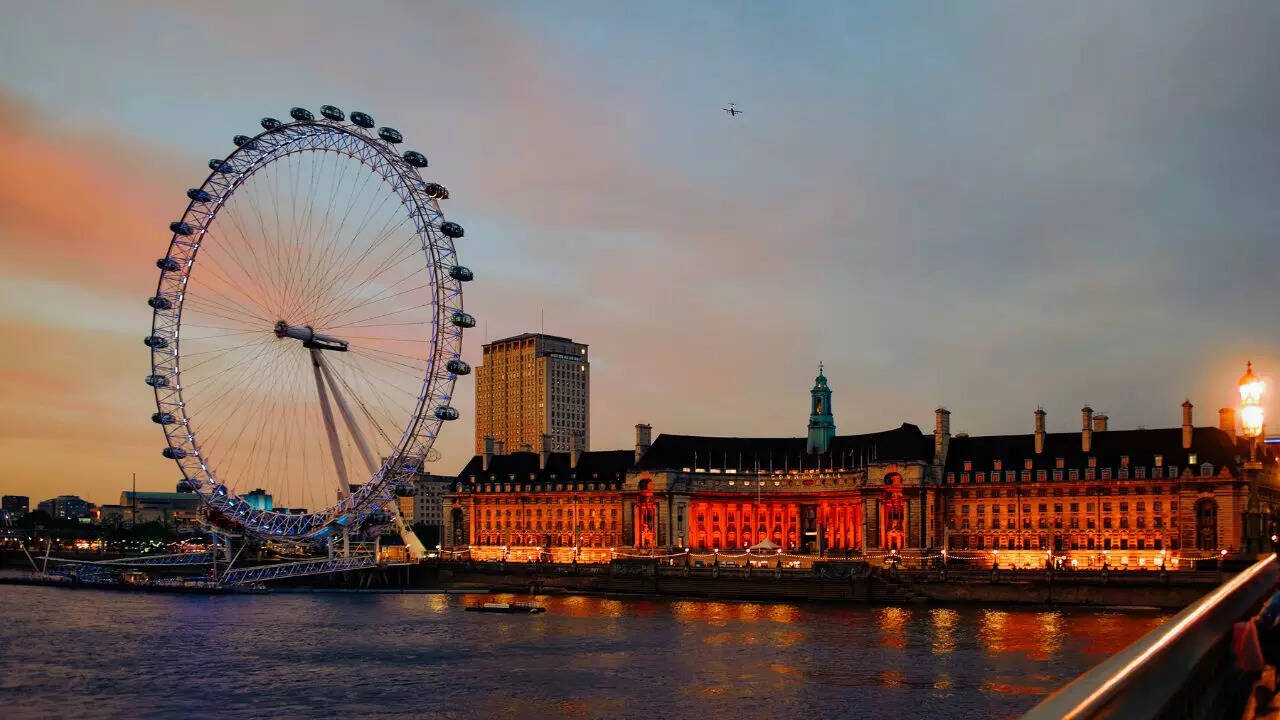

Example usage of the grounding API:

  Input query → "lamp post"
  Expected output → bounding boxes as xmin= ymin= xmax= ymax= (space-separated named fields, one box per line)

xmin=1239 ymin=361 xmax=1265 ymax=551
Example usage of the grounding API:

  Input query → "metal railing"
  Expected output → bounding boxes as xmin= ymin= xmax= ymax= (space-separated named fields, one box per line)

xmin=1023 ymin=554 xmax=1279 ymax=720
xmin=221 ymin=554 xmax=378 ymax=586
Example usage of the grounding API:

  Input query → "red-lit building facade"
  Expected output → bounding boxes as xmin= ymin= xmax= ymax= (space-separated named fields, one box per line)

xmin=447 ymin=369 xmax=1280 ymax=566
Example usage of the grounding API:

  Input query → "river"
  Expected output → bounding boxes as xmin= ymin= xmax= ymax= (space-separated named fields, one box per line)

xmin=0 ymin=586 xmax=1169 ymax=719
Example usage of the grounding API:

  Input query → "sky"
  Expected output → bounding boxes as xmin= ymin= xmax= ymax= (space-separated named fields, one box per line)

xmin=1 ymin=1 xmax=1278 ymax=506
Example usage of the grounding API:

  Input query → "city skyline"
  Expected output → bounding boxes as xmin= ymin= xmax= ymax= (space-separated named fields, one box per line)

xmin=1 ymin=2 xmax=1279 ymax=506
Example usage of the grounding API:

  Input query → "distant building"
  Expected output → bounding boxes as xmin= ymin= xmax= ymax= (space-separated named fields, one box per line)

xmin=474 ymin=333 xmax=589 ymax=454
xmin=244 ymin=489 xmax=274 ymax=511
xmin=37 ymin=495 xmax=92 ymax=521
xmin=2 ymin=496 xmax=29 ymax=514
xmin=120 ymin=491 xmax=201 ymax=528
xmin=410 ymin=472 xmax=451 ymax=544
xmin=98 ymin=504 xmax=132 ymax=526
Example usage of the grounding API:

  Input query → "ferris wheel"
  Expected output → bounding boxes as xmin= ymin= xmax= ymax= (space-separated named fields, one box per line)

xmin=144 ymin=105 xmax=473 ymax=551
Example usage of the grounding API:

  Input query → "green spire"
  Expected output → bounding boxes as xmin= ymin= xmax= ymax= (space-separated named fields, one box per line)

xmin=808 ymin=363 xmax=835 ymax=454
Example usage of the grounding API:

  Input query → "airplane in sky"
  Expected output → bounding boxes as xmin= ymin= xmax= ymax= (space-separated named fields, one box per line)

xmin=723 ymin=102 xmax=743 ymax=117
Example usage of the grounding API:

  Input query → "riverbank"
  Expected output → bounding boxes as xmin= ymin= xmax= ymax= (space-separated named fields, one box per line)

xmin=1 ymin=552 xmax=1226 ymax=608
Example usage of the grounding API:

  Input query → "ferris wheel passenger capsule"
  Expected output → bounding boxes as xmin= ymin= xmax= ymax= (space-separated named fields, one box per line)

xmin=350 ymin=111 xmax=375 ymax=129
xmin=320 ymin=105 xmax=345 ymax=121
xmin=161 ymin=447 xmax=188 ymax=460
xmin=207 ymin=159 xmax=233 ymax=173
xmin=147 ymin=296 xmax=172 ymax=310
xmin=402 ymin=150 xmax=428 ymax=167
xmin=260 ymin=117 xmax=282 ymax=130
xmin=144 ymin=374 xmax=169 ymax=388
xmin=156 ymin=257 xmax=182 ymax=272
xmin=446 ymin=359 xmax=471 ymax=375
xmin=440 ymin=221 xmax=464 ymax=239
xmin=378 ymin=127 xmax=403 ymax=144
xmin=186 ymin=188 xmax=213 ymax=203
xmin=450 ymin=311 xmax=476 ymax=328
xmin=144 ymin=335 xmax=169 ymax=349
xmin=424 ymin=183 xmax=449 ymax=199
xmin=289 ymin=107 xmax=314 ymax=122
xmin=169 ymin=221 xmax=194 ymax=236
xmin=152 ymin=412 xmax=176 ymax=425
xmin=232 ymin=135 xmax=253 ymax=147
xmin=448 ymin=265 xmax=473 ymax=282
xmin=434 ymin=406 xmax=460 ymax=421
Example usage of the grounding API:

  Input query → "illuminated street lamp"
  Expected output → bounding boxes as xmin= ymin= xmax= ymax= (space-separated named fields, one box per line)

xmin=1240 ymin=361 xmax=1266 ymax=449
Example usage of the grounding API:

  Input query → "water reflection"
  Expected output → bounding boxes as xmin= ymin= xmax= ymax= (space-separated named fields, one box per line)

xmin=0 ymin=587 xmax=1174 ymax=720
xmin=931 ymin=608 xmax=959 ymax=654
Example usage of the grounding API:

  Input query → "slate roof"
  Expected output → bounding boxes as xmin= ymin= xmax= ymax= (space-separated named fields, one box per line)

xmin=943 ymin=426 xmax=1265 ymax=474
xmin=635 ymin=423 xmax=935 ymax=472
xmin=456 ymin=449 xmax=635 ymax=488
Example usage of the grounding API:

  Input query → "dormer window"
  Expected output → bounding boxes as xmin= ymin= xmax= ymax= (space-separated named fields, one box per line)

xmin=1155 ymin=454 xmax=1163 ymax=466
xmin=1087 ymin=457 xmax=1096 ymax=468
xmin=964 ymin=461 xmax=973 ymax=471
xmin=1056 ymin=458 xmax=1065 ymax=469
xmin=993 ymin=460 xmax=1003 ymax=471
xmin=1188 ymin=453 xmax=1197 ymax=465
xmin=1024 ymin=459 xmax=1033 ymax=470
xmin=1120 ymin=455 xmax=1129 ymax=467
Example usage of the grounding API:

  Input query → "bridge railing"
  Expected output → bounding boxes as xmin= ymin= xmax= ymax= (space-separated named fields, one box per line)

xmin=1023 ymin=554 xmax=1278 ymax=720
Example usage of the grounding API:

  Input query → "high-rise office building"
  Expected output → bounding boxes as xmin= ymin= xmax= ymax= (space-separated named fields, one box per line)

xmin=475 ymin=333 xmax=589 ymax=453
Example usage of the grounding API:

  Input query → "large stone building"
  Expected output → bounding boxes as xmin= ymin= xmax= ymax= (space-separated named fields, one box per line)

xmin=474 ymin=333 xmax=589 ymax=454
xmin=446 ymin=367 xmax=1280 ymax=567
xmin=444 ymin=434 xmax=632 ymax=562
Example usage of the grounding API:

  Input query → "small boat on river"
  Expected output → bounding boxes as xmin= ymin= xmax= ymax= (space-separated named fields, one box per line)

xmin=465 ymin=601 xmax=546 ymax=614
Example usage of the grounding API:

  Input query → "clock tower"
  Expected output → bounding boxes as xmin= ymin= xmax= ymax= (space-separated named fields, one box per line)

xmin=807 ymin=363 xmax=836 ymax=454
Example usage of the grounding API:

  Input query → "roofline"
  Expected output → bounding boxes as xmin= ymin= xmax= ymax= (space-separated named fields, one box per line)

xmin=483 ymin=332 xmax=582 ymax=348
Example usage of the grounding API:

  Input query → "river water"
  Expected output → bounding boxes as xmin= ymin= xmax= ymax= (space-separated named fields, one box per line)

xmin=0 ymin=586 xmax=1169 ymax=719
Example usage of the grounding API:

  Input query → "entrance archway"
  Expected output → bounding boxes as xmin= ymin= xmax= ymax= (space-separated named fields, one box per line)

xmin=1195 ymin=498 xmax=1218 ymax=550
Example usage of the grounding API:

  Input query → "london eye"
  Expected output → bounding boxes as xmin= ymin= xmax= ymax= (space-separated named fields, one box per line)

xmin=144 ymin=105 xmax=472 ymax=556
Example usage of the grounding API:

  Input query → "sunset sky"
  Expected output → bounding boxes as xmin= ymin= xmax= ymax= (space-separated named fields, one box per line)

xmin=2 ymin=1 xmax=1278 ymax=506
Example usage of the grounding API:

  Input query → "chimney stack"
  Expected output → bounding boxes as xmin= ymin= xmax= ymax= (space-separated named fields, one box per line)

xmin=570 ymin=432 xmax=582 ymax=469
xmin=482 ymin=435 xmax=494 ymax=472
xmin=1081 ymin=406 xmax=1094 ymax=453
xmin=1092 ymin=414 xmax=1108 ymax=432
xmin=635 ymin=423 xmax=652 ymax=464
xmin=1219 ymin=407 xmax=1236 ymax=437
xmin=1034 ymin=407 xmax=1046 ymax=454
xmin=493 ymin=439 xmax=505 ymax=456
xmin=1182 ymin=400 xmax=1194 ymax=449
xmin=934 ymin=408 xmax=951 ymax=465
xmin=539 ymin=433 xmax=552 ymax=470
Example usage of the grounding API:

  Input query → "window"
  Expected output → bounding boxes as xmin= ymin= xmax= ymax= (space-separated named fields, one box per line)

xmin=1088 ymin=456 xmax=1097 ymax=468
xmin=993 ymin=460 xmax=1003 ymax=471
xmin=1037 ymin=470 xmax=1047 ymax=482
xmin=1070 ymin=469 xmax=1080 ymax=482
xmin=1056 ymin=458 xmax=1065 ymax=469
xmin=1024 ymin=459 xmax=1033 ymax=470
xmin=1136 ymin=467 xmax=1146 ymax=479
xmin=1053 ymin=470 xmax=1063 ymax=482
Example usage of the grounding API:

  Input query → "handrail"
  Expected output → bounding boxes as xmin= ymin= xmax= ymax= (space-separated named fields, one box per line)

xmin=1023 ymin=554 xmax=1279 ymax=720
